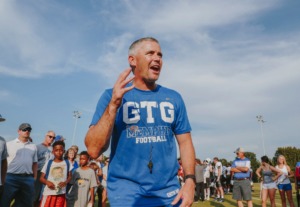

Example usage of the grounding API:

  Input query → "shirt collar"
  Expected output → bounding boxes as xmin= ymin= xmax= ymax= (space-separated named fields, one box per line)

xmin=15 ymin=137 xmax=31 ymax=144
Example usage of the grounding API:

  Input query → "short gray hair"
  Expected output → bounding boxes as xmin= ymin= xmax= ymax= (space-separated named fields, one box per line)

xmin=128 ymin=37 xmax=159 ymax=56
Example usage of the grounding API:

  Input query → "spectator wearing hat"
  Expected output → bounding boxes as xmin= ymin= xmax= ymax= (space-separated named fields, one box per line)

xmin=0 ymin=114 xmax=8 ymax=195
xmin=34 ymin=130 xmax=56 ymax=207
xmin=203 ymin=158 xmax=212 ymax=200
xmin=231 ymin=147 xmax=253 ymax=207
xmin=0 ymin=123 xmax=38 ymax=207
xmin=54 ymin=135 xmax=66 ymax=142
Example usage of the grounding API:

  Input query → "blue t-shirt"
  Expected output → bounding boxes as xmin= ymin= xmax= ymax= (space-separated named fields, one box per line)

xmin=231 ymin=157 xmax=251 ymax=179
xmin=90 ymin=85 xmax=191 ymax=206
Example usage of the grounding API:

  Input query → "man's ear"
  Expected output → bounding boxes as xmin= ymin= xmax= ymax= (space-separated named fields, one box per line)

xmin=128 ymin=56 xmax=136 ymax=73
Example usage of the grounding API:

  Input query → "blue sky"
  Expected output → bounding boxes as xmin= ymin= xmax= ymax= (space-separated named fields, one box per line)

xmin=1 ymin=0 xmax=299 ymax=161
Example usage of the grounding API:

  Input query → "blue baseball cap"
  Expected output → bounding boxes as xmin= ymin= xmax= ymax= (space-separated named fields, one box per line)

xmin=0 ymin=114 xmax=5 ymax=122
xmin=54 ymin=135 xmax=66 ymax=142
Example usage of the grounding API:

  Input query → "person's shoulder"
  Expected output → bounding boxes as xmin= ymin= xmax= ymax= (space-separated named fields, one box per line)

xmin=6 ymin=138 xmax=17 ymax=147
xmin=158 ymin=85 xmax=180 ymax=95
xmin=0 ymin=137 xmax=6 ymax=147
xmin=243 ymin=157 xmax=251 ymax=161
xmin=199 ymin=164 xmax=205 ymax=169
xmin=36 ymin=143 xmax=45 ymax=148
xmin=157 ymin=85 xmax=184 ymax=102
xmin=7 ymin=138 xmax=17 ymax=143
xmin=232 ymin=157 xmax=239 ymax=162
xmin=87 ymin=168 xmax=95 ymax=174
xmin=28 ymin=142 xmax=38 ymax=149
xmin=105 ymin=88 xmax=113 ymax=93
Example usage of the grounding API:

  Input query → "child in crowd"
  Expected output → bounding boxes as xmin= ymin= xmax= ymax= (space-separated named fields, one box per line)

xmin=39 ymin=141 xmax=72 ymax=207
xmin=89 ymin=161 xmax=103 ymax=206
xmin=67 ymin=151 xmax=98 ymax=207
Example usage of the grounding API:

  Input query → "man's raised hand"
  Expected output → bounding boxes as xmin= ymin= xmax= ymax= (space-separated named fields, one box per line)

xmin=110 ymin=68 xmax=135 ymax=109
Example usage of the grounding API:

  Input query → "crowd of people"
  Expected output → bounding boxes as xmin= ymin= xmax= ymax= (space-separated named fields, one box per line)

xmin=179 ymin=147 xmax=297 ymax=207
xmin=0 ymin=120 xmax=109 ymax=207
xmin=0 ymin=121 xmax=298 ymax=207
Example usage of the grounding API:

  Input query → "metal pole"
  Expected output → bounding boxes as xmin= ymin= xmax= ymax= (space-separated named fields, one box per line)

xmin=256 ymin=115 xmax=266 ymax=155
xmin=72 ymin=111 xmax=81 ymax=145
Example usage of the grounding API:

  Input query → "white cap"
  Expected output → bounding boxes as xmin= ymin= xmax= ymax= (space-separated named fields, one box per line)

xmin=234 ymin=147 xmax=245 ymax=153
xmin=204 ymin=158 xmax=211 ymax=163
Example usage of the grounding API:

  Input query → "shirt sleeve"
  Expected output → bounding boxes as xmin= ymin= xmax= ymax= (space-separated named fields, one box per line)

xmin=90 ymin=170 xmax=98 ymax=188
xmin=231 ymin=160 xmax=236 ymax=168
xmin=41 ymin=160 xmax=49 ymax=174
xmin=245 ymin=160 xmax=251 ymax=168
xmin=90 ymin=89 xmax=113 ymax=126
xmin=172 ymin=93 xmax=191 ymax=135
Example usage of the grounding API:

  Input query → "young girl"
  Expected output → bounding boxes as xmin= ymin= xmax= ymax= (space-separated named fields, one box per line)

xmin=256 ymin=156 xmax=282 ymax=207
xmin=276 ymin=155 xmax=295 ymax=207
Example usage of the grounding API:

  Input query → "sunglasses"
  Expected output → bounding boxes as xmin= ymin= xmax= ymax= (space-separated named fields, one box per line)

xmin=22 ymin=128 xmax=32 ymax=132
xmin=47 ymin=135 xmax=55 ymax=139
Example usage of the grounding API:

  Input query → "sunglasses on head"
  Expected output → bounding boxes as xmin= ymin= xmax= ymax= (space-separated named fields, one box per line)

xmin=22 ymin=128 xmax=32 ymax=132
xmin=47 ymin=135 xmax=55 ymax=139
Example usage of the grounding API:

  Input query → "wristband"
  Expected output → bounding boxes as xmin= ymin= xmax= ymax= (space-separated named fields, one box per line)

xmin=184 ymin=174 xmax=196 ymax=184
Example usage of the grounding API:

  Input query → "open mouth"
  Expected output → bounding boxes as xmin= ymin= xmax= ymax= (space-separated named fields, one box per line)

xmin=150 ymin=65 xmax=160 ymax=71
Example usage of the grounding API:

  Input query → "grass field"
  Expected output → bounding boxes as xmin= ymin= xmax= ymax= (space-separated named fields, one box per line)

xmin=95 ymin=183 xmax=299 ymax=207
xmin=189 ymin=183 xmax=299 ymax=207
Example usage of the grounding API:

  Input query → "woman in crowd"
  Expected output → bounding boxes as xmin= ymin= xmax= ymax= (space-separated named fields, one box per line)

xmin=276 ymin=155 xmax=295 ymax=207
xmin=64 ymin=147 xmax=79 ymax=173
xmin=256 ymin=155 xmax=282 ymax=207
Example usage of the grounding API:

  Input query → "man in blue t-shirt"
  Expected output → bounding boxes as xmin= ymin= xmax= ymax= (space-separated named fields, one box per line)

xmin=231 ymin=147 xmax=253 ymax=207
xmin=85 ymin=37 xmax=196 ymax=207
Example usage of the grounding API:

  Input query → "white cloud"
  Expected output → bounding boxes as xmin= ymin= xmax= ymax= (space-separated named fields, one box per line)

xmin=0 ymin=0 xmax=299 ymax=161
xmin=0 ymin=90 xmax=12 ymax=102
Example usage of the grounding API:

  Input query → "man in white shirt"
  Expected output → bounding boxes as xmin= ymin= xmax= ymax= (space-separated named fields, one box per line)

xmin=0 ymin=123 xmax=38 ymax=207
xmin=213 ymin=157 xmax=224 ymax=202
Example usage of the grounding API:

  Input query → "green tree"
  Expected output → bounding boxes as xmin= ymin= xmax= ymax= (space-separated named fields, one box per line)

xmin=220 ymin=158 xmax=229 ymax=166
xmin=272 ymin=146 xmax=300 ymax=172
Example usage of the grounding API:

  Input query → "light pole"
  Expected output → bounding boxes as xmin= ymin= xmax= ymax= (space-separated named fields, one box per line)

xmin=256 ymin=115 xmax=266 ymax=155
xmin=72 ymin=111 xmax=81 ymax=145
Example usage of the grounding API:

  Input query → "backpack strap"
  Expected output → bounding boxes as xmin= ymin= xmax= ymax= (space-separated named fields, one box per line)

xmin=40 ymin=159 xmax=54 ymax=200
xmin=65 ymin=159 xmax=70 ymax=175
xmin=45 ymin=159 xmax=54 ymax=179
